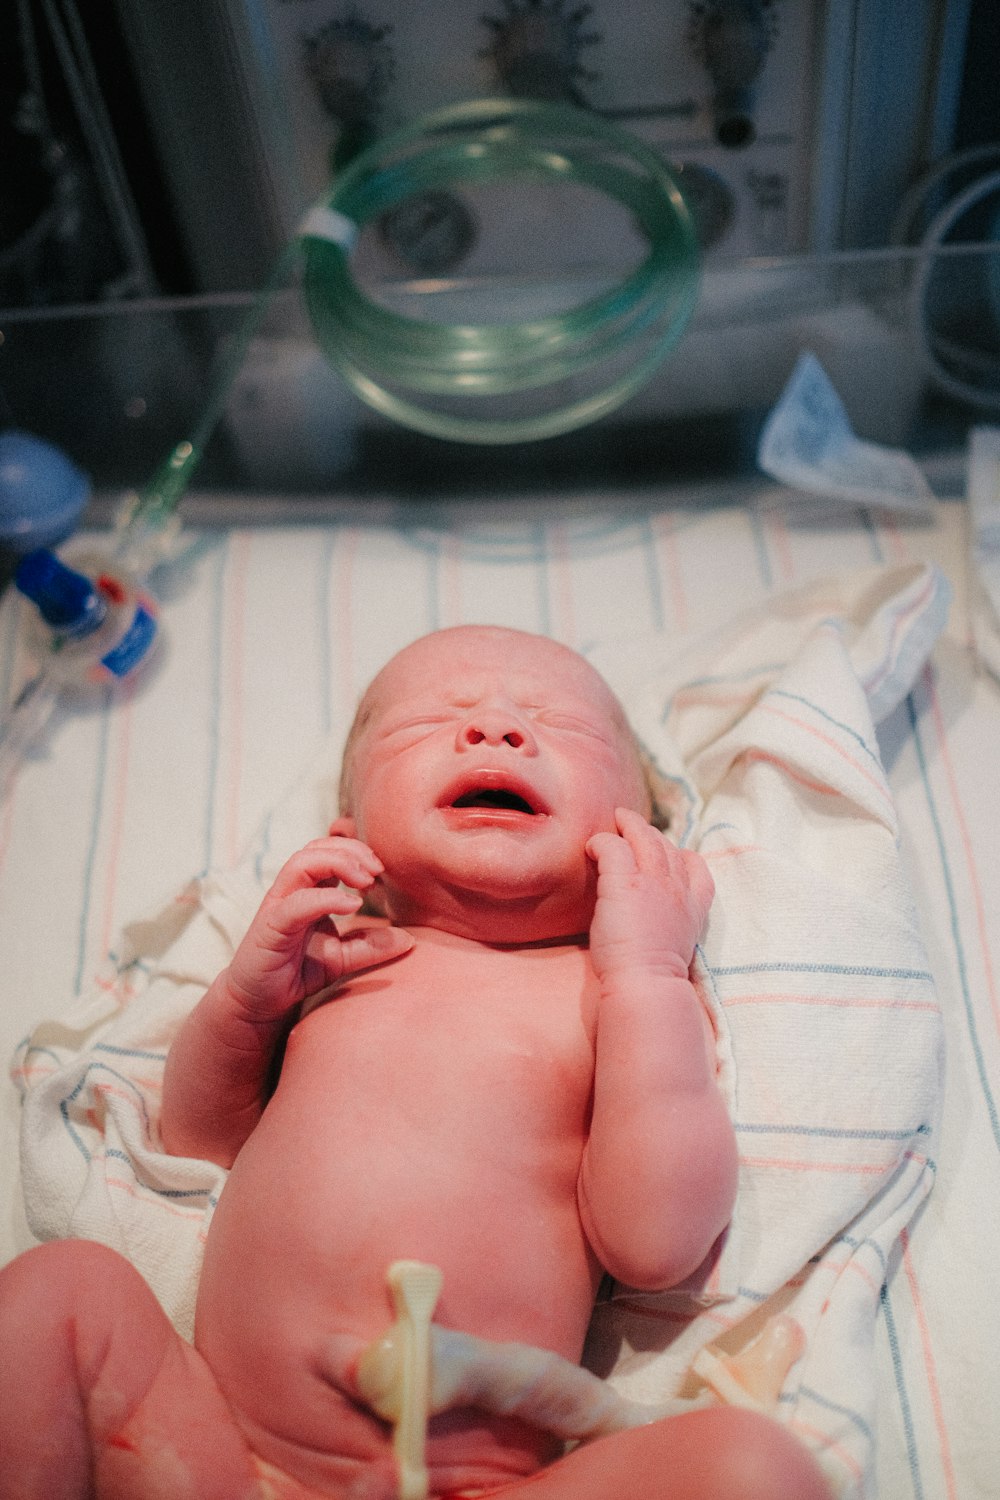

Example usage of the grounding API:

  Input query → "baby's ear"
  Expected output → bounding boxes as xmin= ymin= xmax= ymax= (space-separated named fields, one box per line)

xmin=328 ymin=814 xmax=358 ymax=839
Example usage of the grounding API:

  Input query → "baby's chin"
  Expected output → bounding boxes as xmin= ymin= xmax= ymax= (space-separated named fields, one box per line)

xmin=416 ymin=909 xmax=591 ymax=947
xmin=383 ymin=874 xmax=596 ymax=946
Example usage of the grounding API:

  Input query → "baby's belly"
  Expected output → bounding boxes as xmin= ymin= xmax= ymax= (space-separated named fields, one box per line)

xmin=194 ymin=1044 xmax=596 ymax=1492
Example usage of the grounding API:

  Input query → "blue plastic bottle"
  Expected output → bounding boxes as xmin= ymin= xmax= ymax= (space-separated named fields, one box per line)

xmin=14 ymin=548 xmax=160 ymax=688
xmin=0 ymin=548 xmax=161 ymax=798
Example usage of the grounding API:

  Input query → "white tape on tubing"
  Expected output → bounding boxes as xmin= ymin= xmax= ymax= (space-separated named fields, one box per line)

xmin=298 ymin=205 xmax=360 ymax=252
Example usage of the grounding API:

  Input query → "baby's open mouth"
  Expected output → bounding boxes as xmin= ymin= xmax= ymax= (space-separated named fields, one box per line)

xmin=451 ymin=788 xmax=537 ymax=814
xmin=441 ymin=772 xmax=548 ymax=818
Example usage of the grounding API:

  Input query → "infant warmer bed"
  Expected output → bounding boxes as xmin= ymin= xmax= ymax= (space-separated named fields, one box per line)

xmin=2 ymin=285 xmax=1000 ymax=1500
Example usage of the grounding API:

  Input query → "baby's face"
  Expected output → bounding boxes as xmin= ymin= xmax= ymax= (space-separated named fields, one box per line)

xmin=336 ymin=626 xmax=650 ymax=942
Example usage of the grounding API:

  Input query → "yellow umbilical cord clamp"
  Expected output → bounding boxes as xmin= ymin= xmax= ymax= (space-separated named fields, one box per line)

xmin=356 ymin=1260 xmax=444 ymax=1500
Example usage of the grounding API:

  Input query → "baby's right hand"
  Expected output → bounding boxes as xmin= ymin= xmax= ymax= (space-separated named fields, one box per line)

xmin=223 ymin=837 xmax=413 ymax=1021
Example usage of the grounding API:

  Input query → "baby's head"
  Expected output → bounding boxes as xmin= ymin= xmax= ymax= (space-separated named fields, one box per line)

xmin=332 ymin=626 xmax=657 ymax=942
xmin=338 ymin=625 xmax=652 ymax=815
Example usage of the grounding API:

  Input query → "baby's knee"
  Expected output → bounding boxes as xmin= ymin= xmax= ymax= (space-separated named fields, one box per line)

xmin=3 ymin=1236 xmax=134 ymax=1293
xmin=1 ymin=1239 xmax=144 ymax=1325
xmin=689 ymin=1407 xmax=833 ymax=1500
xmin=0 ymin=1240 xmax=170 ymax=1386
xmin=2 ymin=1240 xmax=102 ymax=1330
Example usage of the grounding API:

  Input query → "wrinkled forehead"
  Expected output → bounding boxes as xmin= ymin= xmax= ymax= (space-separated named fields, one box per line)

xmin=338 ymin=626 xmax=654 ymax=819
xmin=359 ymin=626 xmax=627 ymax=728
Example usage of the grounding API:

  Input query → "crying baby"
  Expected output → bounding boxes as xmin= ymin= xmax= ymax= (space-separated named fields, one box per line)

xmin=0 ymin=626 xmax=832 ymax=1500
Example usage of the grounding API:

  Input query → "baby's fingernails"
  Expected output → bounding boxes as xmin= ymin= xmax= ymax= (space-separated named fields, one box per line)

xmin=367 ymin=926 xmax=414 ymax=952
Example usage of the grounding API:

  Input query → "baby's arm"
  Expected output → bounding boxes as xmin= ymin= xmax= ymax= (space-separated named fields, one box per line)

xmin=160 ymin=837 xmax=413 ymax=1167
xmin=578 ymin=809 xmax=737 ymax=1291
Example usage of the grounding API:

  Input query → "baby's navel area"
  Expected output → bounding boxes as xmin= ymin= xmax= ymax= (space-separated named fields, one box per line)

xmin=193 ymin=939 xmax=599 ymax=1493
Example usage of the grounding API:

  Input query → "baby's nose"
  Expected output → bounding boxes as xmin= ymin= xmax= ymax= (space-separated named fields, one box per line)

xmin=456 ymin=708 xmax=537 ymax=753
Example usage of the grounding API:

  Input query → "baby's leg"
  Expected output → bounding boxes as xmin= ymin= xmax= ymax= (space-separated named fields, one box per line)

xmin=482 ymin=1408 xmax=833 ymax=1500
xmin=0 ymin=1239 xmax=259 ymax=1500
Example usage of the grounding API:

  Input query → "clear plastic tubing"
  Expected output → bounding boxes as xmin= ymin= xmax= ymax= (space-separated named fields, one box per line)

xmin=116 ymin=99 xmax=700 ymax=557
xmin=123 ymin=99 xmax=699 ymax=547
xmin=302 ymin=98 xmax=701 ymax=444
xmin=0 ymin=549 xmax=160 ymax=799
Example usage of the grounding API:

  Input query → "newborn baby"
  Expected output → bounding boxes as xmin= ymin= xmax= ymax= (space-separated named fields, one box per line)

xmin=0 ymin=626 xmax=831 ymax=1500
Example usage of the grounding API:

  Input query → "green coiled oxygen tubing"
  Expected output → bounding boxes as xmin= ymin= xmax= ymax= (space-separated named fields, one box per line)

xmin=129 ymin=99 xmax=698 ymax=542
xmin=301 ymin=98 xmax=700 ymax=444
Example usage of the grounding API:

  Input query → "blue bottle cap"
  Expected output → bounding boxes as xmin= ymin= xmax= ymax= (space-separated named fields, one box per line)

xmin=14 ymin=549 xmax=106 ymax=634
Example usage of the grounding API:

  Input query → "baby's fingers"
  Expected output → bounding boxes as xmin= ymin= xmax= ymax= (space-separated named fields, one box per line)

xmin=269 ymin=838 xmax=383 ymax=898
xmin=585 ymin=829 xmax=637 ymax=881
xmin=261 ymin=884 xmax=365 ymax=940
xmin=616 ymin=809 xmax=715 ymax=904
xmin=684 ymin=847 xmax=716 ymax=914
xmin=613 ymin=807 xmax=673 ymax=874
xmin=315 ymin=924 xmax=415 ymax=981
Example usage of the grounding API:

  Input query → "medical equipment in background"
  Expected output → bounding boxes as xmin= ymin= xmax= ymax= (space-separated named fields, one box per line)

xmin=125 ymin=0 xmax=994 ymax=457
xmin=0 ymin=91 xmax=699 ymax=787
xmin=0 ymin=546 xmax=159 ymax=802
xmin=104 ymin=0 xmax=977 ymax=286
xmin=118 ymin=95 xmax=698 ymax=537
xmin=4 ymin=1 xmax=991 ymax=472
xmin=893 ymin=144 xmax=1000 ymax=414
xmin=0 ymin=429 xmax=90 ymax=556
xmin=299 ymin=99 xmax=699 ymax=443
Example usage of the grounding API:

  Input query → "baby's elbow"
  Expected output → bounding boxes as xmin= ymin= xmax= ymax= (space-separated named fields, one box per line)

xmin=159 ymin=1114 xmax=238 ymax=1170
xmin=580 ymin=1117 xmax=738 ymax=1292
xmin=158 ymin=1090 xmax=254 ymax=1169
xmin=576 ymin=1190 xmax=698 ymax=1294
xmin=596 ymin=1215 xmax=730 ymax=1294
xmin=656 ymin=1098 xmax=740 ymax=1278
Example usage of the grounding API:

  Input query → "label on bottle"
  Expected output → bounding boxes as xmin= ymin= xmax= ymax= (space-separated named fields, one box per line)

xmin=100 ymin=603 xmax=158 ymax=678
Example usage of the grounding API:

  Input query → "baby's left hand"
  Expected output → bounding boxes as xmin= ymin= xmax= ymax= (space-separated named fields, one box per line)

xmin=585 ymin=808 xmax=714 ymax=986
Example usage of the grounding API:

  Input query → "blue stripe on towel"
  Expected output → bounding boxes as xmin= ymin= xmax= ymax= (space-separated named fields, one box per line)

xmin=800 ymin=1383 xmax=876 ymax=1449
xmin=93 ymin=1042 xmax=168 ymax=1062
xmin=18 ymin=1042 xmax=62 ymax=1067
xmin=59 ymin=1061 xmax=156 ymax=1161
xmin=859 ymin=508 xmax=886 ymax=564
xmin=318 ymin=530 xmax=337 ymax=737
xmin=425 ymin=536 xmax=441 ymax=631
xmin=104 ymin=1147 xmax=214 ymax=1202
xmin=734 ymin=1121 xmax=931 ymax=1142
xmin=710 ymin=960 xmax=934 ymax=982
xmin=640 ymin=516 xmax=666 ymax=633
xmin=747 ymin=506 xmax=773 ymax=590
xmin=836 ymin=1232 xmax=889 ymax=1279
xmin=734 ymin=1284 xmax=770 ymax=1304
xmin=658 ymin=663 xmax=790 ymax=725
xmin=204 ymin=537 xmax=227 ymax=872
xmin=73 ymin=687 xmax=113 ymax=994
xmin=769 ymin=688 xmax=882 ymax=767
xmin=881 ymin=1282 xmax=924 ymax=1500
xmin=536 ymin=522 xmax=551 ymax=635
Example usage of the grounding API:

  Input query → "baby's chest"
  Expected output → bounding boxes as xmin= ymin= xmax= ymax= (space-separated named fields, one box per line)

xmin=285 ymin=960 xmax=596 ymax=1140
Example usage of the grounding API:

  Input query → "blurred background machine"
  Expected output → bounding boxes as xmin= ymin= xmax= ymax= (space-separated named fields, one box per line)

xmin=2 ymin=1 xmax=997 ymax=491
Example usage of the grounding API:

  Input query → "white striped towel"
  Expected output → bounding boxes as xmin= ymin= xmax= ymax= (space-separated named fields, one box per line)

xmin=12 ymin=561 xmax=948 ymax=1497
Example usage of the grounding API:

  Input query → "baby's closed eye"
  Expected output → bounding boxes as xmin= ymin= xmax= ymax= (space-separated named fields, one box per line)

xmin=532 ymin=710 xmax=613 ymax=742
xmin=377 ymin=714 xmax=455 ymax=746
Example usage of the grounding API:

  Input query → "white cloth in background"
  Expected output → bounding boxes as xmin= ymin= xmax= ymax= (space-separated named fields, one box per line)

xmin=12 ymin=562 xmax=948 ymax=1497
